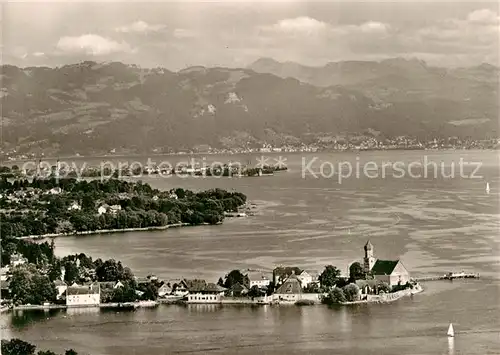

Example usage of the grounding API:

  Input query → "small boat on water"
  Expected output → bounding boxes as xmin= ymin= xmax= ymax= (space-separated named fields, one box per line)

xmin=486 ymin=182 xmax=491 ymax=194
xmin=447 ymin=323 xmax=454 ymax=337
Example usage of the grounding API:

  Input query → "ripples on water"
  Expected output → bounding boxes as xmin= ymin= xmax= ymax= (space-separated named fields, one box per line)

xmin=2 ymin=151 xmax=499 ymax=354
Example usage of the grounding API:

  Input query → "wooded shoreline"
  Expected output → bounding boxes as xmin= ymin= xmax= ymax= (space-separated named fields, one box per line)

xmin=17 ymin=222 xmax=216 ymax=241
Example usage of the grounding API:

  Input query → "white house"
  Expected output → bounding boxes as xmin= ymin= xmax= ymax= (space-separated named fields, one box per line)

xmin=48 ymin=187 xmax=62 ymax=195
xmin=272 ymin=272 xmax=303 ymax=303
xmin=186 ymin=283 xmax=226 ymax=303
xmin=54 ymin=280 xmax=67 ymax=300
xmin=370 ymin=260 xmax=410 ymax=288
xmin=67 ymin=201 xmax=81 ymax=211
xmin=97 ymin=204 xmax=122 ymax=215
xmin=66 ymin=283 xmax=100 ymax=307
xmin=158 ymin=283 xmax=173 ymax=297
xmin=297 ymin=271 xmax=313 ymax=288
xmin=97 ymin=205 xmax=108 ymax=215
xmin=363 ymin=241 xmax=411 ymax=288
xmin=245 ymin=271 xmax=271 ymax=289
xmin=170 ymin=279 xmax=189 ymax=296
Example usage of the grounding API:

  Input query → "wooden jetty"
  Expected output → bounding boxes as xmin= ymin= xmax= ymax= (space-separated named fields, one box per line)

xmin=414 ymin=272 xmax=480 ymax=282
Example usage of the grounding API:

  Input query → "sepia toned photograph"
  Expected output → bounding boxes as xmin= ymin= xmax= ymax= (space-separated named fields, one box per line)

xmin=0 ymin=1 xmax=498 ymax=354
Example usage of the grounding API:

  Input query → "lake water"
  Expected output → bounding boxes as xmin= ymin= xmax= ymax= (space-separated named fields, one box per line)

xmin=1 ymin=150 xmax=499 ymax=354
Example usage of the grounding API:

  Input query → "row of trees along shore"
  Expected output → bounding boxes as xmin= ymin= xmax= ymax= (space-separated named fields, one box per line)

xmin=1 ymin=338 xmax=78 ymax=355
xmin=0 ymin=177 xmax=247 ymax=237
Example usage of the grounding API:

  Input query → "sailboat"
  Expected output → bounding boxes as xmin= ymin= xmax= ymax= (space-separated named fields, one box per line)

xmin=447 ymin=323 xmax=454 ymax=337
xmin=486 ymin=182 xmax=491 ymax=194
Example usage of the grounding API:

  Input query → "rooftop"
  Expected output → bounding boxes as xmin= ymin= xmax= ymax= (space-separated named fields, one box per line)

xmin=275 ymin=274 xmax=302 ymax=294
xmin=67 ymin=283 xmax=100 ymax=295
xmin=371 ymin=260 xmax=399 ymax=275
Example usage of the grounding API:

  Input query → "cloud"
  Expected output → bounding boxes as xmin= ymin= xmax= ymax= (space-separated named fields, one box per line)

xmin=359 ymin=21 xmax=390 ymax=34
xmin=467 ymin=9 xmax=499 ymax=26
xmin=261 ymin=17 xmax=391 ymax=39
xmin=115 ymin=20 xmax=166 ymax=33
xmin=262 ymin=16 xmax=329 ymax=36
xmin=56 ymin=34 xmax=133 ymax=56
xmin=32 ymin=52 xmax=46 ymax=57
xmin=417 ymin=8 xmax=499 ymax=46
xmin=173 ymin=28 xmax=197 ymax=39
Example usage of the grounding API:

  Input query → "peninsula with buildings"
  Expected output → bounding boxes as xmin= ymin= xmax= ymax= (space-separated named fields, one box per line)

xmin=0 ymin=178 xmax=247 ymax=238
xmin=1 ymin=239 xmax=424 ymax=313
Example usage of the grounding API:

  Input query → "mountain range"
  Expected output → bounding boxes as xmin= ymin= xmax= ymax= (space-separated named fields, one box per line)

xmin=1 ymin=58 xmax=498 ymax=156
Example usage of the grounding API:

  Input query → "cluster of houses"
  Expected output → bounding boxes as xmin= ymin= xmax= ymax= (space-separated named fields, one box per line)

xmin=0 ymin=186 xmax=63 ymax=204
xmin=0 ymin=241 xmax=411 ymax=307
xmin=179 ymin=241 xmax=411 ymax=304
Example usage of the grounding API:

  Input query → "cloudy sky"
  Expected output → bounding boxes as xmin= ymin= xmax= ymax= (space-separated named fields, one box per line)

xmin=2 ymin=1 xmax=499 ymax=70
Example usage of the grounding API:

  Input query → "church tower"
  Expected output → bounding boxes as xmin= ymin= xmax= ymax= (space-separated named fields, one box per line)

xmin=364 ymin=240 xmax=376 ymax=273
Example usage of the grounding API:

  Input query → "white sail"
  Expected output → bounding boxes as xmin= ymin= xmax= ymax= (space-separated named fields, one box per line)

xmin=486 ymin=182 xmax=490 ymax=194
xmin=447 ymin=323 xmax=454 ymax=337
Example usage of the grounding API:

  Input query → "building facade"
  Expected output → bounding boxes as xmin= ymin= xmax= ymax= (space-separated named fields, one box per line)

xmin=272 ymin=272 xmax=303 ymax=302
xmin=363 ymin=241 xmax=410 ymax=288
xmin=186 ymin=283 xmax=226 ymax=303
xmin=245 ymin=271 xmax=271 ymax=289
xmin=54 ymin=280 xmax=67 ymax=300
xmin=66 ymin=283 xmax=100 ymax=306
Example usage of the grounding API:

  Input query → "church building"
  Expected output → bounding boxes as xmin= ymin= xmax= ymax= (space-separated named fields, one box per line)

xmin=363 ymin=240 xmax=410 ymax=288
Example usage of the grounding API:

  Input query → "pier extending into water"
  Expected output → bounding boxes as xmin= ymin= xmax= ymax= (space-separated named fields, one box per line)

xmin=414 ymin=273 xmax=480 ymax=282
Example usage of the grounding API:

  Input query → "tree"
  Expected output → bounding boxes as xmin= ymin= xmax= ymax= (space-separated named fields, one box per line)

xmin=319 ymin=265 xmax=341 ymax=288
xmin=223 ymin=270 xmax=246 ymax=289
xmin=247 ymin=285 xmax=262 ymax=298
xmin=377 ymin=282 xmax=391 ymax=293
xmin=111 ymin=284 xmax=137 ymax=303
xmin=266 ymin=282 xmax=275 ymax=296
xmin=31 ymin=274 xmax=56 ymax=304
xmin=65 ymin=350 xmax=78 ymax=355
xmin=37 ymin=351 xmax=57 ymax=355
xmin=1 ymin=338 xmax=36 ymax=355
xmin=141 ymin=283 xmax=159 ymax=301
xmin=48 ymin=260 xmax=62 ymax=282
xmin=95 ymin=259 xmax=124 ymax=282
xmin=323 ymin=288 xmax=346 ymax=304
xmin=303 ymin=283 xmax=320 ymax=293
xmin=343 ymin=283 xmax=360 ymax=302
xmin=217 ymin=277 xmax=224 ymax=287
xmin=349 ymin=262 xmax=365 ymax=282
xmin=9 ymin=267 xmax=33 ymax=304
xmin=63 ymin=261 xmax=79 ymax=284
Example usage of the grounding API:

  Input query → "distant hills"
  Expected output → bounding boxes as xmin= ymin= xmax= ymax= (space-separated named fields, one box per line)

xmin=1 ymin=58 xmax=498 ymax=156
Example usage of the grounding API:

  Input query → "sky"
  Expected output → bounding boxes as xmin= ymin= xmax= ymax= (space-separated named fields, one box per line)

xmin=2 ymin=1 xmax=499 ymax=70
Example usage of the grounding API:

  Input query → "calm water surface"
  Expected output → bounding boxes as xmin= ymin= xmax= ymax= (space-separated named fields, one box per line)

xmin=1 ymin=151 xmax=499 ymax=354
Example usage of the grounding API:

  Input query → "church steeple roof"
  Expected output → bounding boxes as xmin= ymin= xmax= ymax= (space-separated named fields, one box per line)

xmin=364 ymin=240 xmax=373 ymax=251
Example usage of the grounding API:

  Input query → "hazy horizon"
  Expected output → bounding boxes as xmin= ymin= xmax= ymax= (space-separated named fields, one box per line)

xmin=2 ymin=1 xmax=498 ymax=70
